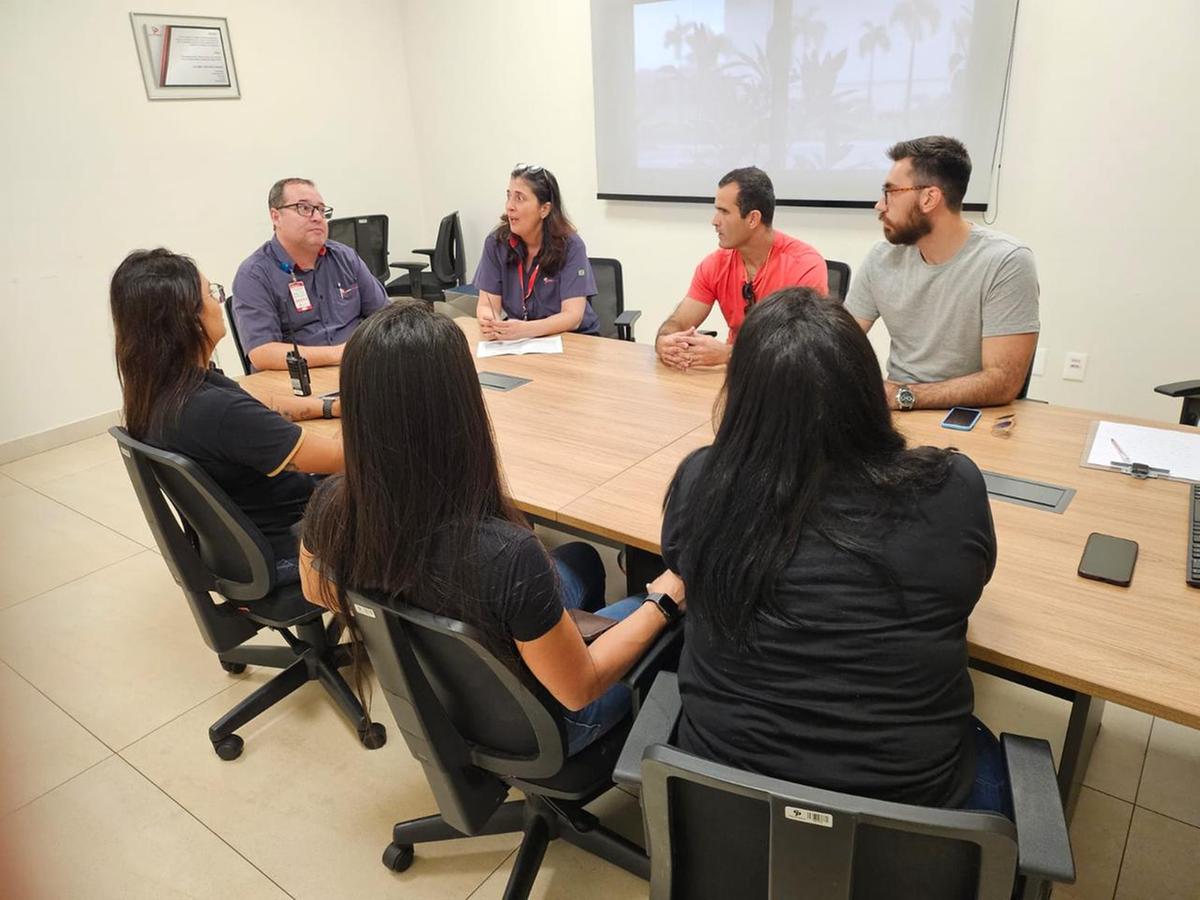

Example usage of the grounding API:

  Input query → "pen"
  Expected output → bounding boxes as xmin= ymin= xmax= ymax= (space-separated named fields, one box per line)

xmin=1110 ymin=438 xmax=1131 ymax=465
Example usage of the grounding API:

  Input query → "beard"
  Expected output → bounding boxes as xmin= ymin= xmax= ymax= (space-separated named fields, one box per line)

xmin=882 ymin=206 xmax=933 ymax=245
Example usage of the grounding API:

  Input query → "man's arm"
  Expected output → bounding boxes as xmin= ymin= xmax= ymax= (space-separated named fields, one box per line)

xmin=248 ymin=341 xmax=345 ymax=371
xmin=656 ymin=297 xmax=716 ymax=369
xmin=885 ymin=332 xmax=1038 ymax=410
xmin=854 ymin=316 xmax=875 ymax=334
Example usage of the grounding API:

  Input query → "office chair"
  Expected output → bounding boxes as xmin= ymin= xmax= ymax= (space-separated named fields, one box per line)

xmin=386 ymin=210 xmax=469 ymax=302
xmin=825 ymin=259 xmax=852 ymax=302
xmin=615 ymin=673 xmax=1075 ymax=900
xmin=588 ymin=257 xmax=641 ymax=341
xmin=110 ymin=427 xmax=386 ymax=761
xmin=348 ymin=587 xmax=683 ymax=898
xmin=328 ymin=214 xmax=431 ymax=299
xmin=1154 ymin=380 xmax=1200 ymax=426
xmin=224 ymin=299 xmax=252 ymax=375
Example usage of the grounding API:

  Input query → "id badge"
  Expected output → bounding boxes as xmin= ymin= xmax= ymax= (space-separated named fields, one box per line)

xmin=289 ymin=280 xmax=312 ymax=312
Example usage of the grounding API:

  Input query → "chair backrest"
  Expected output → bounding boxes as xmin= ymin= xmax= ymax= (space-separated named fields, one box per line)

xmin=347 ymin=588 xmax=567 ymax=834
xmin=224 ymin=299 xmax=252 ymax=375
xmin=328 ymin=214 xmax=390 ymax=282
xmin=109 ymin=426 xmax=274 ymax=651
xmin=825 ymin=259 xmax=851 ymax=303
xmin=588 ymin=257 xmax=624 ymax=340
xmin=641 ymin=744 xmax=1019 ymax=900
xmin=429 ymin=211 xmax=467 ymax=287
xmin=1016 ymin=350 xmax=1035 ymax=401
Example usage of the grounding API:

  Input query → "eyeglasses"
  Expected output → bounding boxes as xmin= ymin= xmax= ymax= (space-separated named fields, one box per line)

xmin=880 ymin=185 xmax=931 ymax=206
xmin=741 ymin=280 xmax=756 ymax=311
xmin=276 ymin=201 xmax=334 ymax=220
xmin=209 ymin=282 xmax=226 ymax=305
xmin=991 ymin=414 xmax=1016 ymax=437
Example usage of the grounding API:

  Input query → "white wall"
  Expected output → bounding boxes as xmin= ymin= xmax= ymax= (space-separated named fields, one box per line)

xmin=398 ymin=0 xmax=1200 ymax=423
xmin=0 ymin=0 xmax=426 ymax=444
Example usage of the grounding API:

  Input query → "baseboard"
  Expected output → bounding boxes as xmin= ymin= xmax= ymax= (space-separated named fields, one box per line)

xmin=0 ymin=409 xmax=122 ymax=465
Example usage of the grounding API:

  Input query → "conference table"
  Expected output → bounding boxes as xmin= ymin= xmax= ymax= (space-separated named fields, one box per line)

xmin=241 ymin=319 xmax=1200 ymax=815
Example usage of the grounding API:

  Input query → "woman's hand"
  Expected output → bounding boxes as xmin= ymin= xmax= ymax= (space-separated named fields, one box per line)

xmin=481 ymin=318 xmax=537 ymax=341
xmin=647 ymin=568 xmax=687 ymax=611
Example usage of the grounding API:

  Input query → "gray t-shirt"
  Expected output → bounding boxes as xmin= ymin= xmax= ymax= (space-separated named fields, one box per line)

xmin=845 ymin=226 xmax=1040 ymax=384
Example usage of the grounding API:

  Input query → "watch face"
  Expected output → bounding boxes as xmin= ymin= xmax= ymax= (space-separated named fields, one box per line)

xmin=898 ymin=386 xmax=915 ymax=409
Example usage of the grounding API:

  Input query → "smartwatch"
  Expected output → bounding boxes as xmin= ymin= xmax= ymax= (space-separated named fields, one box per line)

xmin=644 ymin=591 xmax=681 ymax=623
xmin=322 ymin=396 xmax=335 ymax=419
xmin=896 ymin=384 xmax=916 ymax=411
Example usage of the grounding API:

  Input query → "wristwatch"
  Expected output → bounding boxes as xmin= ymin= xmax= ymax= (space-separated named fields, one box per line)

xmin=895 ymin=384 xmax=916 ymax=411
xmin=644 ymin=591 xmax=681 ymax=623
xmin=322 ymin=396 xmax=335 ymax=419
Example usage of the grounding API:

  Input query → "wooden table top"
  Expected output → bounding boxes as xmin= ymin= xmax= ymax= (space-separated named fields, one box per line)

xmin=241 ymin=324 xmax=1200 ymax=728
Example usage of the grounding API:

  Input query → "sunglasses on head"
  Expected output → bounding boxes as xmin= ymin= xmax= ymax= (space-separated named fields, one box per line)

xmin=513 ymin=163 xmax=546 ymax=177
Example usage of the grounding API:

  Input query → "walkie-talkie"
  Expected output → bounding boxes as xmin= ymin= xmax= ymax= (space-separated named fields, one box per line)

xmin=280 ymin=295 xmax=312 ymax=397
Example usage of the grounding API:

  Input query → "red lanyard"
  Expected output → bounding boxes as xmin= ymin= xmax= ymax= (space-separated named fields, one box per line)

xmin=511 ymin=238 xmax=541 ymax=319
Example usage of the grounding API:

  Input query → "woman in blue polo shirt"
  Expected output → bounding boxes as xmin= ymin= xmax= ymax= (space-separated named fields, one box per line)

xmin=474 ymin=164 xmax=601 ymax=337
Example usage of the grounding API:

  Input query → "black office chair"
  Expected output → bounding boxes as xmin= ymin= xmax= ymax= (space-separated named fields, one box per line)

xmin=1154 ymin=380 xmax=1200 ymax=426
xmin=110 ymin=427 xmax=386 ymax=760
xmin=825 ymin=259 xmax=852 ymax=302
xmin=386 ymin=210 xmax=469 ymax=302
xmin=224 ymin=298 xmax=252 ymax=375
xmin=615 ymin=673 xmax=1075 ymax=900
xmin=348 ymin=586 xmax=682 ymax=898
xmin=588 ymin=257 xmax=641 ymax=341
xmin=328 ymin=214 xmax=430 ymax=299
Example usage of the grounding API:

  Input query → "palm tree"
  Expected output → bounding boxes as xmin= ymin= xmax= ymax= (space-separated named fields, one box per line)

xmin=891 ymin=0 xmax=940 ymax=126
xmin=858 ymin=20 xmax=891 ymax=108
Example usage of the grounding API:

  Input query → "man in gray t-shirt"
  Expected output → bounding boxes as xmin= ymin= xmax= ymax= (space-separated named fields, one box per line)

xmin=845 ymin=136 xmax=1039 ymax=411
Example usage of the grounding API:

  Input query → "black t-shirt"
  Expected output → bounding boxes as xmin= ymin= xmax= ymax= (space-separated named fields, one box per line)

xmin=662 ymin=449 xmax=996 ymax=807
xmin=152 ymin=369 xmax=314 ymax=562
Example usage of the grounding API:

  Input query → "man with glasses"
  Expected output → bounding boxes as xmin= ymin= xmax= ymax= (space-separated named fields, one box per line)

xmin=231 ymin=178 xmax=388 ymax=371
xmin=846 ymin=137 xmax=1039 ymax=410
xmin=655 ymin=167 xmax=828 ymax=369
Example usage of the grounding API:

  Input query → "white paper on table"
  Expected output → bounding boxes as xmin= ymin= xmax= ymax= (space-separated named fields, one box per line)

xmin=1084 ymin=420 xmax=1200 ymax=482
xmin=476 ymin=336 xmax=563 ymax=358
xmin=162 ymin=26 xmax=231 ymax=87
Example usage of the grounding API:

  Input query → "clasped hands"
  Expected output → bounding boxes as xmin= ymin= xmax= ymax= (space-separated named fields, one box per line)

xmin=656 ymin=328 xmax=730 ymax=370
xmin=480 ymin=315 xmax=538 ymax=342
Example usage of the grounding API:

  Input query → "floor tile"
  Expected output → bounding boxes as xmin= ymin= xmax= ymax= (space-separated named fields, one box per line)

xmin=1136 ymin=718 xmax=1200 ymax=827
xmin=1114 ymin=806 xmax=1200 ymax=900
xmin=1 ymin=434 xmax=117 ymax=487
xmin=37 ymin=456 xmax=156 ymax=547
xmin=0 ymin=660 xmax=111 ymax=815
xmin=0 ymin=472 xmax=143 ymax=609
xmin=472 ymin=838 xmax=648 ymax=900
xmin=123 ymin=671 xmax=518 ymax=900
xmin=1082 ymin=704 xmax=1152 ymax=803
xmin=0 ymin=755 xmax=288 ymax=900
xmin=0 ymin=551 xmax=251 ymax=750
xmin=1051 ymin=787 xmax=1132 ymax=900
xmin=970 ymin=669 xmax=1070 ymax=764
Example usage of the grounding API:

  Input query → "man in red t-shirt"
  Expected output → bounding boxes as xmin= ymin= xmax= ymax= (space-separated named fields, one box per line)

xmin=655 ymin=167 xmax=828 ymax=368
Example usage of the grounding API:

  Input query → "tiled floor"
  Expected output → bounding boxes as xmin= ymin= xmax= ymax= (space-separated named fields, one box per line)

xmin=1 ymin=435 xmax=1198 ymax=899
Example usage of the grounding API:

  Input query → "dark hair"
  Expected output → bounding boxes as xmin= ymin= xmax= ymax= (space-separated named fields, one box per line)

xmin=664 ymin=288 xmax=954 ymax=648
xmin=887 ymin=136 xmax=972 ymax=213
xmin=268 ymin=177 xmax=315 ymax=209
xmin=717 ymin=166 xmax=776 ymax=226
xmin=492 ymin=165 xmax=577 ymax=276
xmin=303 ymin=300 xmax=526 ymax=652
xmin=110 ymin=248 xmax=209 ymax=439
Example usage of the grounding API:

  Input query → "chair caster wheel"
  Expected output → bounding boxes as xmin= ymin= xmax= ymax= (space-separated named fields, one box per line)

xmin=214 ymin=734 xmax=244 ymax=761
xmin=220 ymin=661 xmax=246 ymax=674
xmin=382 ymin=842 xmax=414 ymax=872
xmin=359 ymin=721 xmax=387 ymax=749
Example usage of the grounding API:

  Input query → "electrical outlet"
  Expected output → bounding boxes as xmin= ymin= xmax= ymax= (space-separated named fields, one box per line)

xmin=1032 ymin=347 xmax=1046 ymax=377
xmin=1062 ymin=352 xmax=1088 ymax=382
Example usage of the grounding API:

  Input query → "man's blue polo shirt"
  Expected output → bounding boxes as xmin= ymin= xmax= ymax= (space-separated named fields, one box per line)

xmin=231 ymin=236 xmax=388 ymax=362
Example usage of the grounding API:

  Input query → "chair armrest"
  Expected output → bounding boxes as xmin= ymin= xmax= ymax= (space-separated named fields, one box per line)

xmin=613 ymin=671 xmax=681 ymax=794
xmin=1002 ymin=733 xmax=1076 ymax=885
xmin=619 ymin=618 xmax=683 ymax=698
xmin=698 ymin=330 xmax=718 ymax=338
xmin=411 ymin=248 xmax=435 ymax=259
xmin=389 ymin=261 xmax=429 ymax=273
xmin=614 ymin=309 xmax=641 ymax=342
xmin=1154 ymin=379 xmax=1200 ymax=398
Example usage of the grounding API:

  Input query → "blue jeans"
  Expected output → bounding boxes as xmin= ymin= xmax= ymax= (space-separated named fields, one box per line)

xmin=964 ymin=717 xmax=1013 ymax=818
xmin=550 ymin=542 xmax=644 ymax=756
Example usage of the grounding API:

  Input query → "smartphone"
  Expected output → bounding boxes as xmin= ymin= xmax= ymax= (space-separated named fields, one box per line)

xmin=1078 ymin=533 xmax=1138 ymax=586
xmin=941 ymin=407 xmax=982 ymax=431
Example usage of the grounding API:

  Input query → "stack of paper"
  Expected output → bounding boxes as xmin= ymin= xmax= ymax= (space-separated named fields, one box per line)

xmin=476 ymin=336 xmax=563 ymax=359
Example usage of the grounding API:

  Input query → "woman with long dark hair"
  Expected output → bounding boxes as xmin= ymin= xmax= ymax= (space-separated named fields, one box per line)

xmin=300 ymin=300 xmax=682 ymax=754
xmin=662 ymin=287 xmax=1005 ymax=812
xmin=110 ymin=248 xmax=344 ymax=584
xmin=473 ymin=164 xmax=601 ymax=338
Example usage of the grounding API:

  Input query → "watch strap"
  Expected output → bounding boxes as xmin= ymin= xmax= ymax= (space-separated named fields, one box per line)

xmin=322 ymin=396 xmax=334 ymax=419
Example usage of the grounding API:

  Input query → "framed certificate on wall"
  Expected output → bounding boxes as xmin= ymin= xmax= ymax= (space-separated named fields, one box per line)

xmin=129 ymin=13 xmax=240 ymax=100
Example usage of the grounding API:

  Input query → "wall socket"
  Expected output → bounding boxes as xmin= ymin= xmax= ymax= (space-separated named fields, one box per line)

xmin=1062 ymin=352 xmax=1088 ymax=382
xmin=1032 ymin=347 xmax=1046 ymax=377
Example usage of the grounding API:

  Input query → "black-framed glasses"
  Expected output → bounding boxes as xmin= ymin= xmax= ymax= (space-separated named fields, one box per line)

xmin=742 ymin=280 xmax=756 ymax=311
xmin=276 ymin=201 xmax=334 ymax=220
xmin=209 ymin=282 xmax=226 ymax=305
xmin=880 ymin=185 xmax=932 ymax=206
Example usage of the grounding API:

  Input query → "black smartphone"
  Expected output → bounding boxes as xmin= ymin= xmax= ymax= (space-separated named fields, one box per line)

xmin=1078 ymin=533 xmax=1138 ymax=586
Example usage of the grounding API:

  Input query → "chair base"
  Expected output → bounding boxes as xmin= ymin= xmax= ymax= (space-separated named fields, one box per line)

xmin=383 ymin=795 xmax=649 ymax=899
xmin=209 ymin=617 xmax=384 ymax=759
